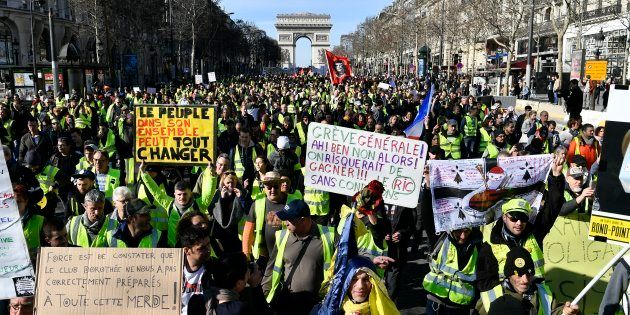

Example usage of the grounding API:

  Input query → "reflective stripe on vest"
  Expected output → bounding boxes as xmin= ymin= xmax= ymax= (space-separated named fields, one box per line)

xmin=479 ymin=128 xmax=491 ymax=153
xmin=167 ymin=201 xmax=200 ymax=247
xmin=301 ymin=168 xmax=329 ymax=216
xmin=439 ymin=134 xmax=462 ymax=159
xmin=463 ymin=116 xmax=478 ymax=137
xmin=489 ymin=233 xmax=545 ymax=279
xmin=252 ymin=194 xmax=299 ymax=260
xmin=422 ymin=237 xmax=477 ymax=305
xmin=36 ymin=166 xmax=59 ymax=194
xmin=573 ymin=136 xmax=600 ymax=157
xmin=108 ymin=229 xmax=161 ymax=248
xmin=481 ymin=282 xmax=552 ymax=314
xmin=265 ymin=224 xmax=334 ymax=303
xmin=297 ymin=124 xmax=307 ymax=145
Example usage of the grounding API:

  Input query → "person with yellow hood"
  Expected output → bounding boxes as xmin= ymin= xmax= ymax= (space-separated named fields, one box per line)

xmin=340 ymin=256 xmax=400 ymax=315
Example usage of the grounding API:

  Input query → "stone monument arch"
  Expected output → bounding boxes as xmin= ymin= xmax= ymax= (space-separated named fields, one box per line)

xmin=275 ymin=13 xmax=331 ymax=69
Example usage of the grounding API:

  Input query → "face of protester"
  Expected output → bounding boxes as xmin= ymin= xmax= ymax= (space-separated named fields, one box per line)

xmin=45 ymin=228 xmax=68 ymax=247
xmin=93 ymin=151 xmax=109 ymax=173
xmin=216 ymin=156 xmax=230 ymax=175
xmin=597 ymin=128 xmax=604 ymax=138
xmin=529 ymin=112 xmax=537 ymax=121
xmin=75 ymin=178 xmax=94 ymax=194
xmin=174 ymin=188 xmax=193 ymax=206
xmin=567 ymin=174 xmax=584 ymax=193
xmin=447 ymin=124 xmax=456 ymax=135
xmin=502 ymin=212 xmax=527 ymax=236
xmin=583 ymin=126 xmax=594 ymax=139
xmin=255 ymin=158 xmax=267 ymax=173
xmin=9 ymin=297 xmax=34 ymax=315
xmin=504 ymin=124 xmax=515 ymax=135
xmin=27 ymin=121 xmax=39 ymax=135
xmin=190 ymin=215 xmax=209 ymax=229
xmin=509 ymin=272 xmax=533 ymax=295
xmin=349 ymin=271 xmax=372 ymax=303
xmin=495 ymin=133 xmax=505 ymax=145
xmin=540 ymin=112 xmax=549 ymax=123
xmin=84 ymin=201 xmax=105 ymax=223
xmin=374 ymin=123 xmax=384 ymax=134
xmin=264 ymin=181 xmax=284 ymax=203
xmin=185 ymin=237 xmax=212 ymax=266
xmin=451 ymin=228 xmax=472 ymax=245
xmin=57 ymin=139 xmax=71 ymax=155
xmin=239 ymin=131 xmax=251 ymax=147
xmin=129 ymin=213 xmax=152 ymax=234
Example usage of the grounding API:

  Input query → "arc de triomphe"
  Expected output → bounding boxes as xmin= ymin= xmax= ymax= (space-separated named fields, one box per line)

xmin=275 ymin=13 xmax=331 ymax=69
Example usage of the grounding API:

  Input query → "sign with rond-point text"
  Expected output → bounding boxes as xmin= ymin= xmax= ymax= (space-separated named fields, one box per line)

xmin=135 ymin=105 xmax=215 ymax=165
xmin=35 ymin=247 xmax=182 ymax=315
xmin=305 ymin=123 xmax=427 ymax=208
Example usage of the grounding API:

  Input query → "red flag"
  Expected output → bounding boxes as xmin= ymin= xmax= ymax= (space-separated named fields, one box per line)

xmin=325 ymin=50 xmax=352 ymax=85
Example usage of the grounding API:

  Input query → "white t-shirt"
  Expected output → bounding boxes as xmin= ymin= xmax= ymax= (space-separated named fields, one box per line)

xmin=181 ymin=264 xmax=205 ymax=315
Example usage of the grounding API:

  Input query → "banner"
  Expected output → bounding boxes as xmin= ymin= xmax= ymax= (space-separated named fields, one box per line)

xmin=590 ymin=85 xmax=630 ymax=245
xmin=305 ymin=123 xmax=427 ymax=208
xmin=35 ymin=247 xmax=182 ymax=314
xmin=0 ymin=144 xmax=36 ymax=299
xmin=325 ymin=50 xmax=352 ymax=85
xmin=135 ymin=105 xmax=216 ymax=165
xmin=584 ymin=60 xmax=608 ymax=81
xmin=429 ymin=155 xmax=552 ymax=232
xmin=570 ymin=50 xmax=585 ymax=80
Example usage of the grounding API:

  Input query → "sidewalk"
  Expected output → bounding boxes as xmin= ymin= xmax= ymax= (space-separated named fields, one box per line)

xmin=514 ymin=94 xmax=606 ymax=126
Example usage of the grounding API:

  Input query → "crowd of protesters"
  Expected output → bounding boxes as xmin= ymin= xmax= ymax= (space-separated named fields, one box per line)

xmin=0 ymin=71 xmax=614 ymax=315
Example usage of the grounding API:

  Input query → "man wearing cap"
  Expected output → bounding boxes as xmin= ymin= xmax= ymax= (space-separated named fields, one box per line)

xmin=65 ymin=169 xmax=113 ymax=218
xmin=76 ymin=141 xmax=98 ymax=171
xmin=263 ymin=199 xmax=335 ymax=314
xmin=49 ymin=137 xmax=81 ymax=177
xmin=66 ymin=189 xmax=109 ymax=248
xmin=478 ymin=247 xmax=579 ymax=315
xmin=439 ymin=119 xmax=463 ymax=160
xmin=104 ymin=198 xmax=166 ymax=248
xmin=476 ymin=154 xmax=566 ymax=307
xmin=242 ymin=171 xmax=299 ymax=263
xmin=139 ymin=162 xmax=214 ymax=247
xmin=559 ymin=166 xmax=594 ymax=216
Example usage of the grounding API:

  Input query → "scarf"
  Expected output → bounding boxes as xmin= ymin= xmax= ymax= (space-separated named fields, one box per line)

xmin=342 ymin=298 xmax=370 ymax=314
xmin=175 ymin=199 xmax=193 ymax=215
xmin=501 ymin=223 xmax=525 ymax=247
xmin=581 ymin=134 xmax=595 ymax=146
xmin=213 ymin=194 xmax=243 ymax=229
xmin=340 ymin=268 xmax=399 ymax=315
xmin=82 ymin=213 xmax=105 ymax=242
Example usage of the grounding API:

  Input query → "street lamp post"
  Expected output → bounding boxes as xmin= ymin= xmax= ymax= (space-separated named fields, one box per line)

xmin=29 ymin=0 xmax=38 ymax=93
xmin=48 ymin=5 xmax=59 ymax=98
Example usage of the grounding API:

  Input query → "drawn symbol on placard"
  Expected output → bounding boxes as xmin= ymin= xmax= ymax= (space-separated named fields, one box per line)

xmin=519 ymin=161 xmax=535 ymax=182
xmin=456 ymin=202 xmax=466 ymax=220
xmin=451 ymin=165 xmax=464 ymax=184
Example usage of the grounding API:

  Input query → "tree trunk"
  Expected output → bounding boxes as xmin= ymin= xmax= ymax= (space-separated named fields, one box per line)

xmin=504 ymin=50 xmax=512 ymax=96
xmin=556 ymin=32 xmax=565 ymax=91
xmin=190 ymin=23 xmax=195 ymax=76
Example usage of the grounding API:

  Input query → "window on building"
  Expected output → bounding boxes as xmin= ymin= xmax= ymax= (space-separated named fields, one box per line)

xmin=544 ymin=8 xmax=551 ymax=21
xmin=0 ymin=22 xmax=15 ymax=65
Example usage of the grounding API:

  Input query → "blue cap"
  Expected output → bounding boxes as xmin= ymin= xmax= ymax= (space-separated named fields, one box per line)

xmin=275 ymin=199 xmax=310 ymax=220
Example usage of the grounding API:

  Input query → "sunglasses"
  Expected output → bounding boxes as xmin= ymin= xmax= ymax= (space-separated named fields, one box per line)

xmin=264 ymin=183 xmax=280 ymax=190
xmin=507 ymin=214 xmax=528 ymax=223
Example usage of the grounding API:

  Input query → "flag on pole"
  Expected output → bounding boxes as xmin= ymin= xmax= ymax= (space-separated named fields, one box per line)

xmin=404 ymin=84 xmax=434 ymax=140
xmin=325 ymin=50 xmax=353 ymax=85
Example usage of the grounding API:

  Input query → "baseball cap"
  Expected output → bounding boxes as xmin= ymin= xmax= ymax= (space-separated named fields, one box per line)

xmin=277 ymin=136 xmax=290 ymax=150
xmin=275 ymin=199 xmax=310 ymax=221
xmin=501 ymin=198 xmax=532 ymax=217
xmin=503 ymin=246 xmax=535 ymax=277
xmin=568 ymin=166 xmax=585 ymax=179
xmin=447 ymin=119 xmax=458 ymax=127
xmin=72 ymin=169 xmax=96 ymax=181
xmin=124 ymin=199 xmax=151 ymax=217
xmin=84 ymin=141 xmax=98 ymax=151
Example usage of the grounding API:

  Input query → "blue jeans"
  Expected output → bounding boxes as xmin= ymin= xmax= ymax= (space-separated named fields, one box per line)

xmin=425 ymin=300 xmax=471 ymax=315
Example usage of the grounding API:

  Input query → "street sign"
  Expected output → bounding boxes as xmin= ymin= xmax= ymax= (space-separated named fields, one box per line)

xmin=584 ymin=60 xmax=608 ymax=81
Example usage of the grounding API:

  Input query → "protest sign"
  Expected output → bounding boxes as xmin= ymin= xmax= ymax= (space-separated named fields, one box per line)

xmin=135 ymin=105 xmax=216 ymax=165
xmin=35 ymin=247 xmax=182 ymax=314
xmin=207 ymin=72 xmax=216 ymax=82
xmin=147 ymin=87 xmax=157 ymax=94
xmin=429 ymin=155 xmax=552 ymax=232
xmin=0 ymin=144 xmax=36 ymax=299
xmin=584 ymin=60 xmax=608 ymax=81
xmin=570 ymin=50 xmax=585 ymax=80
xmin=305 ymin=123 xmax=427 ymax=208
xmin=194 ymin=75 xmax=203 ymax=85
xmin=377 ymin=82 xmax=391 ymax=90
xmin=590 ymin=85 xmax=630 ymax=245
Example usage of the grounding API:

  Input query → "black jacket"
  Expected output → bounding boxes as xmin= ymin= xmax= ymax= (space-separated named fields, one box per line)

xmin=476 ymin=173 xmax=565 ymax=292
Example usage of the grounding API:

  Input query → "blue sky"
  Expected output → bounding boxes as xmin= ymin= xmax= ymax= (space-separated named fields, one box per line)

xmin=221 ymin=0 xmax=393 ymax=67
